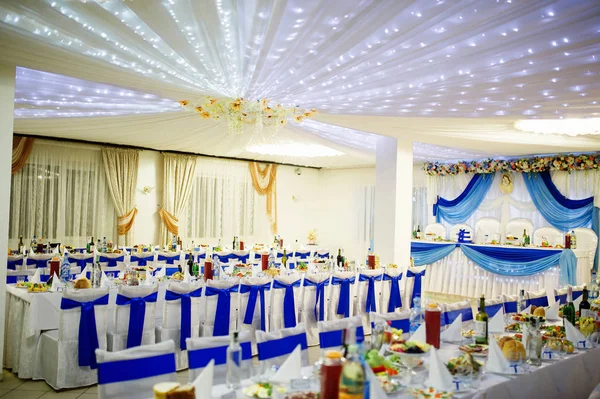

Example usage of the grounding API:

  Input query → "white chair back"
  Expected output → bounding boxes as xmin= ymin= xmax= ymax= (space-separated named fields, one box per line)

xmin=505 ymin=218 xmax=534 ymax=244
xmin=525 ymin=288 xmax=549 ymax=308
xmin=381 ymin=268 xmax=403 ymax=313
xmin=355 ymin=269 xmax=384 ymax=335
xmin=238 ymin=277 xmax=272 ymax=354
xmin=502 ymin=294 xmax=518 ymax=314
xmin=573 ymin=228 xmax=598 ymax=272
xmin=404 ymin=266 xmax=427 ymax=309
xmin=300 ymin=273 xmax=330 ymax=346
xmin=186 ymin=331 xmax=253 ymax=385
xmin=533 ymin=227 xmax=564 ymax=247
xmin=256 ymin=324 xmax=308 ymax=367
xmin=113 ymin=285 xmax=159 ymax=350
xmin=269 ymin=275 xmax=303 ymax=331
xmin=96 ymin=340 xmax=176 ymax=399
xmin=316 ymin=249 xmax=330 ymax=259
xmin=450 ymin=223 xmax=474 ymax=242
xmin=162 ymin=282 xmax=203 ymax=348
xmin=328 ymin=271 xmax=357 ymax=321
xmin=203 ymin=278 xmax=240 ymax=337
xmin=60 ymin=287 xmax=110 ymax=342
xmin=424 ymin=223 xmax=447 ymax=240
xmin=317 ymin=316 xmax=364 ymax=352
xmin=370 ymin=310 xmax=410 ymax=333
xmin=475 ymin=217 xmax=501 ymax=244
xmin=442 ymin=300 xmax=474 ymax=327
xmin=484 ymin=297 xmax=505 ymax=317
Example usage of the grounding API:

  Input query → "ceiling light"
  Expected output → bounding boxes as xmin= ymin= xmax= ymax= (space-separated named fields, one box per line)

xmin=514 ymin=118 xmax=600 ymax=136
xmin=247 ymin=143 xmax=342 ymax=157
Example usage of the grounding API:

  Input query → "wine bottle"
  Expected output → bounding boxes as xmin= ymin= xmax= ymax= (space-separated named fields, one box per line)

xmin=282 ymin=249 xmax=288 ymax=268
xmin=416 ymin=225 xmax=421 ymax=239
xmin=18 ymin=235 xmax=24 ymax=255
xmin=339 ymin=327 xmax=366 ymax=399
xmin=337 ymin=248 xmax=344 ymax=268
xmin=580 ymin=286 xmax=592 ymax=318
xmin=187 ymin=252 xmax=194 ymax=276
xmin=475 ymin=295 xmax=488 ymax=345
xmin=522 ymin=229 xmax=527 ymax=247
xmin=563 ymin=286 xmax=576 ymax=326
xmin=226 ymin=331 xmax=242 ymax=390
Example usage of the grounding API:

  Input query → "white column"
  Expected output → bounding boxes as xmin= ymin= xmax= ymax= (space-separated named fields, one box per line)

xmin=374 ymin=136 xmax=413 ymax=266
xmin=0 ymin=64 xmax=15 ymax=378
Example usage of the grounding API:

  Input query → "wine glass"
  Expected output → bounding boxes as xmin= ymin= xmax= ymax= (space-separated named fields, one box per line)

xmin=397 ymin=350 xmax=427 ymax=386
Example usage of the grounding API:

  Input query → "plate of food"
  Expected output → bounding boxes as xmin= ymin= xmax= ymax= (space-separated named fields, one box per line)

xmin=458 ymin=343 xmax=488 ymax=357
xmin=15 ymin=281 xmax=30 ymax=288
xmin=243 ymin=382 xmax=285 ymax=398
xmin=296 ymin=262 xmax=308 ymax=272
xmin=461 ymin=329 xmax=475 ymax=338
xmin=375 ymin=374 xmax=402 ymax=394
xmin=411 ymin=387 xmax=453 ymax=399
xmin=27 ymin=283 xmax=49 ymax=293
xmin=365 ymin=349 xmax=402 ymax=376
xmin=171 ymin=271 xmax=184 ymax=281
xmin=388 ymin=341 xmax=431 ymax=355
xmin=284 ymin=393 xmax=318 ymax=399
xmin=264 ymin=268 xmax=280 ymax=277
xmin=446 ymin=353 xmax=483 ymax=376
xmin=512 ymin=313 xmax=545 ymax=324
xmin=505 ymin=322 xmax=522 ymax=333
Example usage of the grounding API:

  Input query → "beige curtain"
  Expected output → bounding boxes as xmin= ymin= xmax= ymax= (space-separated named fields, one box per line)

xmin=101 ymin=147 xmax=140 ymax=245
xmin=12 ymin=137 xmax=35 ymax=174
xmin=159 ymin=153 xmax=197 ymax=245
xmin=249 ymin=162 xmax=278 ymax=234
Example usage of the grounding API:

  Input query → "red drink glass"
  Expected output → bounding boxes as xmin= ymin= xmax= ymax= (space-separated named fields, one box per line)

xmin=368 ymin=254 xmax=375 ymax=269
xmin=320 ymin=351 xmax=343 ymax=399
xmin=204 ymin=260 xmax=213 ymax=280
xmin=425 ymin=303 xmax=441 ymax=349
xmin=261 ymin=253 xmax=269 ymax=271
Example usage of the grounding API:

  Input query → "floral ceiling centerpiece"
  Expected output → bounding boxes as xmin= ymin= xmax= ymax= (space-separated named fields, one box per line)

xmin=179 ymin=96 xmax=316 ymax=134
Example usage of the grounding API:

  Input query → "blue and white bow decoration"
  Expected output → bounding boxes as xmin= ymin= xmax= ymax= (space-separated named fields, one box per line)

xmin=303 ymin=278 xmax=330 ymax=321
xmin=204 ymin=285 xmax=240 ymax=336
xmin=272 ymin=279 xmax=301 ymax=328
xmin=359 ymin=273 xmax=383 ymax=313
xmin=116 ymin=291 xmax=158 ymax=348
xmin=383 ymin=273 xmax=403 ymax=312
xmin=239 ymin=282 xmax=271 ymax=331
xmin=331 ymin=276 xmax=355 ymax=317
xmin=164 ymin=287 xmax=202 ymax=350
xmin=61 ymin=294 xmax=109 ymax=368
xmin=406 ymin=269 xmax=426 ymax=308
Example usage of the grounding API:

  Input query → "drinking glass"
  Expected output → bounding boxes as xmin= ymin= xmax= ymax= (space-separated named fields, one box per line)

xmin=16 ymin=275 xmax=25 ymax=284
xmin=505 ymin=346 xmax=525 ymax=374
xmin=542 ymin=337 xmax=560 ymax=361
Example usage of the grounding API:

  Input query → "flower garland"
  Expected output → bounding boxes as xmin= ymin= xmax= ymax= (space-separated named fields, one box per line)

xmin=424 ymin=154 xmax=600 ymax=176
xmin=179 ymin=97 xmax=316 ymax=134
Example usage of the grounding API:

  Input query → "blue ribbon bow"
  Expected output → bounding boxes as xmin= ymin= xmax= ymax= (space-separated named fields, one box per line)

xmin=257 ymin=332 xmax=308 ymax=361
xmin=303 ymin=278 xmax=330 ymax=321
xmin=239 ymin=283 xmax=271 ymax=331
xmin=406 ymin=269 xmax=426 ymax=308
xmin=359 ymin=274 xmax=383 ymax=313
xmin=158 ymin=254 xmax=180 ymax=264
xmin=232 ymin=254 xmax=250 ymax=263
xmin=130 ymin=255 xmax=152 ymax=266
xmin=98 ymin=353 xmax=176 ymax=385
xmin=165 ymin=287 xmax=202 ymax=350
xmin=68 ymin=257 xmax=93 ymax=268
xmin=188 ymin=342 xmax=252 ymax=368
xmin=331 ymin=276 xmax=356 ymax=317
xmin=204 ymin=285 xmax=239 ymax=336
xmin=99 ymin=256 xmax=124 ymax=267
xmin=272 ymin=279 xmax=301 ymax=328
xmin=60 ymin=294 xmax=109 ymax=368
xmin=116 ymin=291 xmax=158 ymax=348
xmin=383 ymin=273 xmax=403 ymax=312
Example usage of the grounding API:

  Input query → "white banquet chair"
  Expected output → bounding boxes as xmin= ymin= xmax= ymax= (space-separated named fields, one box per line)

xmin=269 ymin=275 xmax=303 ymax=331
xmin=355 ymin=269 xmax=384 ymax=335
xmin=316 ymin=249 xmax=330 ymax=259
xmin=317 ymin=316 xmax=365 ymax=353
xmin=96 ymin=340 xmax=177 ymax=399
xmin=404 ymin=266 xmax=427 ymax=309
xmin=108 ymin=285 xmax=159 ymax=352
xmin=34 ymin=287 xmax=110 ymax=389
xmin=328 ymin=271 xmax=357 ymax=321
xmin=502 ymin=294 xmax=518 ymax=315
xmin=424 ymin=223 xmax=447 ymax=240
xmin=573 ymin=227 xmax=598 ymax=274
xmin=505 ymin=218 xmax=534 ymax=244
xmin=442 ymin=300 xmax=474 ymax=328
xmin=186 ymin=331 xmax=253 ymax=385
xmin=554 ymin=284 xmax=585 ymax=304
xmin=474 ymin=217 xmax=501 ymax=244
xmin=370 ymin=310 xmax=410 ymax=333
xmin=300 ymin=272 xmax=330 ymax=346
xmin=533 ymin=227 xmax=564 ymax=247
xmin=484 ymin=297 xmax=505 ymax=317
xmin=156 ymin=281 xmax=203 ymax=370
xmin=238 ymin=277 xmax=272 ymax=354
xmin=381 ymin=268 xmax=404 ymax=314
xmin=256 ymin=323 xmax=309 ymax=368
xmin=292 ymin=249 xmax=312 ymax=269
xmin=525 ymin=288 xmax=549 ymax=307
xmin=450 ymin=223 xmax=474 ymax=242
xmin=203 ymin=278 xmax=240 ymax=337
xmin=231 ymin=250 xmax=251 ymax=264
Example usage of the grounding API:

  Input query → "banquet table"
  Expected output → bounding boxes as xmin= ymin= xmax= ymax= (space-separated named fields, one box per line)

xmin=412 ymin=240 xmax=592 ymax=299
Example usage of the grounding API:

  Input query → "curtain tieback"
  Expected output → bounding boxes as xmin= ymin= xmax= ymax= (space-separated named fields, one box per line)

xmin=117 ymin=207 xmax=138 ymax=235
xmin=158 ymin=207 xmax=179 ymax=236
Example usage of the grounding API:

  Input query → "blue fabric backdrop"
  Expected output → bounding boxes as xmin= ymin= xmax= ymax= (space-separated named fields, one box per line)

xmin=410 ymin=242 xmax=457 ymax=266
xmin=433 ymin=173 xmax=494 ymax=224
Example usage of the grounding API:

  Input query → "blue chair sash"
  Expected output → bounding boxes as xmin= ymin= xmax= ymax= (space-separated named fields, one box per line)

xmin=485 ymin=303 xmax=504 ymax=317
xmin=115 ymin=292 xmax=158 ymax=348
xmin=257 ymin=332 xmax=307 ymax=361
xmin=239 ymin=283 xmax=271 ymax=331
xmin=129 ymin=255 xmax=152 ymax=266
xmin=406 ymin=269 xmax=426 ymax=308
xmin=98 ymin=353 xmax=176 ymax=385
xmin=331 ymin=276 xmax=356 ymax=317
xmin=317 ymin=252 xmax=330 ymax=259
xmin=443 ymin=307 xmax=473 ymax=326
xmin=68 ymin=256 xmax=93 ymax=268
xmin=303 ymin=278 xmax=329 ymax=321
xmin=272 ymin=279 xmax=301 ymax=328
xmin=383 ymin=273 xmax=403 ymax=312
xmin=555 ymin=294 xmax=567 ymax=305
xmin=204 ymin=285 xmax=239 ymax=336
xmin=294 ymin=251 xmax=311 ymax=260
xmin=383 ymin=318 xmax=410 ymax=332
xmin=573 ymin=290 xmax=583 ymax=301
xmin=158 ymin=254 xmax=180 ymax=264
xmin=359 ymin=274 xmax=383 ymax=313
xmin=526 ymin=296 xmax=549 ymax=308
xmin=188 ymin=342 xmax=252 ymax=369
xmin=165 ymin=288 xmax=202 ymax=350
xmin=504 ymin=301 xmax=517 ymax=314
xmin=27 ymin=258 xmax=49 ymax=269
xmin=99 ymin=255 xmax=125 ymax=267
xmin=60 ymin=294 xmax=109 ymax=368
xmin=8 ymin=259 xmax=20 ymax=270
xmin=319 ymin=326 xmax=365 ymax=349
xmin=214 ymin=253 xmax=233 ymax=263
xmin=232 ymin=254 xmax=250 ymax=263
xmin=198 ymin=252 xmax=206 ymax=260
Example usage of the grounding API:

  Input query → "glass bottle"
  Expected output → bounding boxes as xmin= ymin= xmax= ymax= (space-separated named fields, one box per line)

xmin=525 ymin=318 xmax=542 ymax=366
xmin=60 ymin=251 xmax=71 ymax=283
xmin=320 ymin=350 xmax=343 ymax=399
xmin=563 ymin=286 xmax=576 ymax=327
xmin=282 ymin=249 xmax=288 ymax=268
xmin=18 ymin=235 xmax=24 ymax=255
xmin=579 ymin=286 xmax=591 ymax=318
xmin=226 ymin=331 xmax=242 ymax=390
xmin=339 ymin=344 xmax=365 ymax=399
xmin=517 ymin=289 xmax=526 ymax=314
xmin=425 ymin=302 xmax=441 ymax=349
xmin=409 ymin=296 xmax=424 ymax=336
xmin=589 ymin=272 xmax=599 ymax=302
xmin=571 ymin=230 xmax=577 ymax=249
xmin=102 ymin=237 xmax=107 ymax=253
xmin=337 ymin=249 xmax=344 ymax=268
xmin=475 ymin=295 xmax=489 ymax=345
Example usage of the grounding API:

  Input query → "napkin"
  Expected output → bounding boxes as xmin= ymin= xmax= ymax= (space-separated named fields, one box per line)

xmin=522 ymin=304 xmax=531 ymax=314
xmin=271 ymin=345 xmax=302 ymax=385
xmin=574 ymin=294 xmax=583 ymax=309
xmin=546 ymin=301 xmax=560 ymax=321
xmin=50 ymin=272 xmax=64 ymax=292
xmin=411 ymin=322 xmax=426 ymax=342
xmin=367 ymin=366 xmax=387 ymax=399
xmin=183 ymin=268 xmax=192 ymax=283
xmin=425 ymin=347 xmax=453 ymax=391
xmin=100 ymin=270 xmax=110 ymax=288
xmin=488 ymin=307 xmax=505 ymax=333
xmin=77 ymin=265 xmax=90 ymax=280
xmin=486 ymin=335 xmax=510 ymax=373
xmin=156 ymin=265 xmax=166 ymax=279
xmin=565 ymin=319 xmax=587 ymax=347
xmin=29 ymin=268 xmax=41 ymax=283
xmin=441 ymin=314 xmax=463 ymax=342
xmin=192 ymin=359 xmax=214 ymax=399
xmin=118 ymin=269 xmax=125 ymax=279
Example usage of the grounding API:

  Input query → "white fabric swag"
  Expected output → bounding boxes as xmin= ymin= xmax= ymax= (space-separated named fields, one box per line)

xmin=102 ymin=147 xmax=139 ymax=245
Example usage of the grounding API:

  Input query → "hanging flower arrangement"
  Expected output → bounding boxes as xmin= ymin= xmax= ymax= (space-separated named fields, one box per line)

xmin=178 ymin=97 xmax=316 ymax=134
xmin=424 ymin=154 xmax=600 ymax=176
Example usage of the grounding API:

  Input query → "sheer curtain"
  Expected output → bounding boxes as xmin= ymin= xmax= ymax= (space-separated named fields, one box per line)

xmin=9 ymin=140 xmax=116 ymax=248
xmin=184 ymin=157 xmax=269 ymax=246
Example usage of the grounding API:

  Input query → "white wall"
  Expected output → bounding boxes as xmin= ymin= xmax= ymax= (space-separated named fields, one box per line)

xmin=132 ymin=150 xmax=163 ymax=246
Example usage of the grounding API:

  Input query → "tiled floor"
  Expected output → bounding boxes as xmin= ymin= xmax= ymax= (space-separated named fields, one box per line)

xmin=1 ymin=346 xmax=322 ymax=398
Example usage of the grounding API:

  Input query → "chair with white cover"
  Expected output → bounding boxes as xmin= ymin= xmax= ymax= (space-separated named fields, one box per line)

xmin=96 ymin=340 xmax=177 ymax=399
xmin=441 ymin=300 xmax=474 ymax=328
xmin=381 ymin=268 xmax=403 ymax=314
xmin=554 ymin=284 xmax=585 ymax=304
xmin=108 ymin=285 xmax=159 ymax=352
xmin=355 ymin=269 xmax=384 ymax=335
xmin=156 ymin=253 xmax=182 ymax=274
xmin=300 ymin=273 xmax=330 ymax=346
xmin=502 ymin=294 xmax=518 ymax=314
xmin=238 ymin=277 xmax=272 ymax=354
xmin=505 ymin=218 xmax=534 ymax=244
xmin=533 ymin=227 xmax=564 ymax=247
xmin=269 ymin=275 xmax=303 ymax=331
xmin=256 ymin=323 xmax=309 ymax=368
xmin=370 ymin=310 xmax=410 ymax=333
xmin=316 ymin=249 xmax=330 ymax=259
xmin=231 ymin=250 xmax=250 ymax=264
xmin=574 ymin=227 xmax=599 ymax=274
xmin=317 ymin=316 xmax=365 ymax=353
xmin=203 ymin=278 xmax=240 ymax=337
xmin=526 ymin=289 xmax=549 ymax=307
xmin=474 ymin=217 xmax=501 ymax=244
xmin=484 ymin=297 xmax=505 ymax=317
xmin=450 ymin=224 xmax=474 ymax=242
xmin=186 ymin=331 xmax=253 ymax=385
xmin=328 ymin=271 xmax=357 ymax=321
xmin=404 ymin=266 xmax=427 ymax=309
xmin=156 ymin=281 xmax=203 ymax=370
xmin=292 ymin=249 xmax=312 ymax=269
xmin=33 ymin=287 xmax=110 ymax=389
xmin=424 ymin=223 xmax=447 ymax=240
xmin=98 ymin=254 xmax=126 ymax=269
